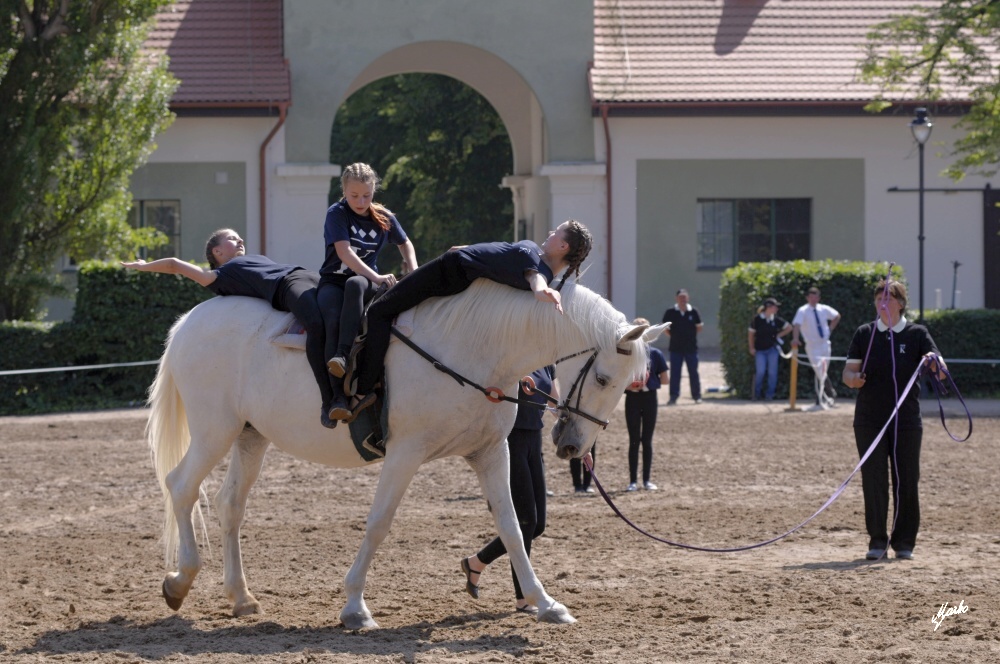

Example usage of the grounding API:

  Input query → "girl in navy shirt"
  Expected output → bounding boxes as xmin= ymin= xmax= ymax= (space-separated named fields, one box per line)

xmin=349 ymin=220 xmax=593 ymax=417
xmin=317 ymin=163 xmax=418 ymax=422
xmin=123 ymin=229 xmax=337 ymax=427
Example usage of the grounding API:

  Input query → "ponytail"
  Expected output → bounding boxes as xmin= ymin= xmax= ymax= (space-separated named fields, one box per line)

xmin=340 ymin=162 xmax=391 ymax=232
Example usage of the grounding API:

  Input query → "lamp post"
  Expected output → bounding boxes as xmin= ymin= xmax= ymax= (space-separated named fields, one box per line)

xmin=910 ymin=107 xmax=933 ymax=321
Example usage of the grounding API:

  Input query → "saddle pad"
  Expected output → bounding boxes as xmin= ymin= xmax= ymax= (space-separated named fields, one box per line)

xmin=269 ymin=312 xmax=307 ymax=351
xmin=348 ymin=385 xmax=389 ymax=461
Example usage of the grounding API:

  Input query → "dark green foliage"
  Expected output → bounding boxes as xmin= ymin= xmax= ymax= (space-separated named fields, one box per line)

xmin=719 ymin=259 xmax=1000 ymax=401
xmin=0 ymin=262 xmax=211 ymax=414
xmin=0 ymin=0 xmax=176 ymax=321
xmin=329 ymin=74 xmax=514 ymax=274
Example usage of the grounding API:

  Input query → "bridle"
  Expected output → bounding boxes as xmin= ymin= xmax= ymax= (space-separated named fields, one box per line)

xmin=389 ymin=327 xmax=630 ymax=429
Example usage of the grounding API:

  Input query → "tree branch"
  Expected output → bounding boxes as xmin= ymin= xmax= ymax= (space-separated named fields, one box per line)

xmin=40 ymin=0 xmax=71 ymax=41
xmin=18 ymin=0 xmax=35 ymax=40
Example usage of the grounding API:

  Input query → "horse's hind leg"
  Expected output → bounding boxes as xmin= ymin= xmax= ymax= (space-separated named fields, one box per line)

xmin=215 ymin=425 xmax=269 ymax=617
xmin=341 ymin=449 xmax=422 ymax=630
xmin=162 ymin=421 xmax=242 ymax=611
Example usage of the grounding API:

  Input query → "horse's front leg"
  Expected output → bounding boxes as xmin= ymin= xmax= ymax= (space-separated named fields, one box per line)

xmin=473 ymin=442 xmax=576 ymax=624
xmin=215 ymin=427 xmax=270 ymax=616
xmin=340 ymin=448 xmax=422 ymax=630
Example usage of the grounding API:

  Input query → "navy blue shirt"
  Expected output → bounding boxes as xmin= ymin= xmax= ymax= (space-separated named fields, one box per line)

xmin=457 ymin=240 xmax=554 ymax=291
xmin=661 ymin=305 xmax=702 ymax=354
xmin=513 ymin=366 xmax=555 ymax=430
xmin=207 ymin=255 xmax=302 ymax=307
xmin=750 ymin=314 xmax=789 ymax=351
xmin=321 ymin=199 xmax=408 ymax=277
xmin=645 ymin=348 xmax=668 ymax=390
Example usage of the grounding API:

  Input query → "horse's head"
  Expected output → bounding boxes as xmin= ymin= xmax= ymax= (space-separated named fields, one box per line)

xmin=551 ymin=320 xmax=669 ymax=459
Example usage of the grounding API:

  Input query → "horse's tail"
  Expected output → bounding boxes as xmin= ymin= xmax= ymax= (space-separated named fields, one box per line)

xmin=146 ymin=315 xmax=207 ymax=569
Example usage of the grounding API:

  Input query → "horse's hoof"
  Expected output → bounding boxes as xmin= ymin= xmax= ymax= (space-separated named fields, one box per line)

xmin=340 ymin=611 xmax=379 ymax=630
xmin=162 ymin=579 xmax=185 ymax=611
xmin=538 ymin=603 xmax=576 ymax=624
xmin=233 ymin=598 xmax=262 ymax=617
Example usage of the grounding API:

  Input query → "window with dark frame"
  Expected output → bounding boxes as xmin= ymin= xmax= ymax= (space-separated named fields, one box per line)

xmin=697 ymin=198 xmax=810 ymax=269
xmin=129 ymin=200 xmax=181 ymax=259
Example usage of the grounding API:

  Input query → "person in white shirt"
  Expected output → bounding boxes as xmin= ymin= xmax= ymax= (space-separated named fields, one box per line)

xmin=791 ymin=287 xmax=841 ymax=409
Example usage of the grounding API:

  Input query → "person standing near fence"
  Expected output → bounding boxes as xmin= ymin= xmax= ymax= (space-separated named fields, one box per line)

xmin=791 ymin=287 xmax=841 ymax=409
xmin=660 ymin=288 xmax=703 ymax=405
xmin=748 ymin=297 xmax=792 ymax=401
xmin=842 ymin=279 xmax=947 ymax=561
xmin=624 ymin=318 xmax=668 ymax=492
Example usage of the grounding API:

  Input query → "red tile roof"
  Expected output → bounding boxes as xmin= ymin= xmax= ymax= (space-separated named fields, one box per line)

xmin=145 ymin=0 xmax=290 ymax=107
xmin=591 ymin=0 xmax=962 ymax=105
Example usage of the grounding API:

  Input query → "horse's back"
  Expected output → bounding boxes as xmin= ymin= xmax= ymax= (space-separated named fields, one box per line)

xmin=161 ymin=297 xmax=373 ymax=468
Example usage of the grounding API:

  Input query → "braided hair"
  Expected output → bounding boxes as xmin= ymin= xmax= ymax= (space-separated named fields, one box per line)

xmin=554 ymin=219 xmax=593 ymax=291
xmin=340 ymin=162 xmax=391 ymax=232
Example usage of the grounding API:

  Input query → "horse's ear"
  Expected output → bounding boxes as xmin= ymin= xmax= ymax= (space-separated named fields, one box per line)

xmin=642 ymin=322 xmax=669 ymax=342
xmin=617 ymin=324 xmax=648 ymax=345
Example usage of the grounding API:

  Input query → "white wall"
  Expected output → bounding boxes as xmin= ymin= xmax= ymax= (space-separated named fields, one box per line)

xmin=603 ymin=114 xmax=993 ymax=319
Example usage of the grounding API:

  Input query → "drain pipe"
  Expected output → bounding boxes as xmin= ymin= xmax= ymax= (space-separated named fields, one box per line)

xmin=601 ymin=103 xmax=613 ymax=301
xmin=259 ymin=101 xmax=289 ymax=254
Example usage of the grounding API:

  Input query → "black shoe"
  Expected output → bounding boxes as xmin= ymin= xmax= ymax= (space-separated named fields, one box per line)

xmin=328 ymin=396 xmax=351 ymax=422
xmin=327 ymin=355 xmax=347 ymax=378
xmin=320 ymin=406 xmax=338 ymax=429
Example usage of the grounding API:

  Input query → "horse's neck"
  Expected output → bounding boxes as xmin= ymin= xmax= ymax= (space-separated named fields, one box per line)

xmin=410 ymin=282 xmax=586 ymax=385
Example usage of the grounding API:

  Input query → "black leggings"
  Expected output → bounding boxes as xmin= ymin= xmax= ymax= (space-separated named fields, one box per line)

xmin=317 ymin=274 xmax=379 ymax=399
xmin=570 ymin=442 xmax=597 ymax=490
xmin=624 ymin=390 xmax=657 ymax=484
xmin=357 ymin=251 xmax=471 ymax=394
xmin=476 ymin=428 xmax=547 ymax=601
xmin=854 ymin=424 xmax=923 ymax=552
xmin=273 ymin=271 xmax=330 ymax=406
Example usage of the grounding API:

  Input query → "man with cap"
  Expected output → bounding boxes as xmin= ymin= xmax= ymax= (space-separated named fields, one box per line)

xmin=748 ymin=297 xmax=792 ymax=400
xmin=660 ymin=288 xmax=704 ymax=405
xmin=791 ymin=287 xmax=841 ymax=409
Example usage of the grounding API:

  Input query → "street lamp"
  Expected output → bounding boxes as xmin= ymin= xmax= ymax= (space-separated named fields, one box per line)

xmin=910 ymin=107 xmax=933 ymax=321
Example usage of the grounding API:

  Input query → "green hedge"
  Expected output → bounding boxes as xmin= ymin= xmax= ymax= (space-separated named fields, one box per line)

xmin=0 ymin=262 xmax=212 ymax=414
xmin=719 ymin=260 xmax=1000 ymax=400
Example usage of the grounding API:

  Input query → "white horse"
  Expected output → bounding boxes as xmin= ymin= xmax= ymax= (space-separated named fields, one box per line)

xmin=147 ymin=277 xmax=666 ymax=628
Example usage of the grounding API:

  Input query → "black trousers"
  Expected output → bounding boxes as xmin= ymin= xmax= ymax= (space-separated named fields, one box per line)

xmin=624 ymin=390 xmax=657 ymax=484
xmin=476 ymin=427 xmax=547 ymax=601
xmin=356 ymin=251 xmax=470 ymax=395
xmin=570 ymin=442 xmax=597 ymax=490
xmin=854 ymin=424 xmax=923 ymax=552
xmin=317 ymin=274 xmax=379 ymax=402
xmin=274 ymin=271 xmax=331 ymax=406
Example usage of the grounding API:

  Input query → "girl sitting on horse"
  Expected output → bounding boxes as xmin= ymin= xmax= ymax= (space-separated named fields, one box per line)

xmin=317 ymin=163 xmax=418 ymax=422
xmin=122 ymin=230 xmax=339 ymax=428
xmin=350 ymin=219 xmax=593 ymax=418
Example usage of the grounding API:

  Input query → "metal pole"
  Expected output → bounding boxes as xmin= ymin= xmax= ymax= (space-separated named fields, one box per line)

xmin=918 ymin=141 xmax=925 ymax=322
xmin=951 ymin=260 xmax=961 ymax=309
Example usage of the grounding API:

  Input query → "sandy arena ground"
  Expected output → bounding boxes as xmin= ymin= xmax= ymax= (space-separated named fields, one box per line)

xmin=1 ymin=371 xmax=998 ymax=663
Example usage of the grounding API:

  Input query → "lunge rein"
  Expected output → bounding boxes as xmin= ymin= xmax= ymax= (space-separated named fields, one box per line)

xmin=388 ymin=327 xmax=629 ymax=429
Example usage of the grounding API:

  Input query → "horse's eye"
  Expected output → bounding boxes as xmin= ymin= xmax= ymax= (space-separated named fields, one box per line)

xmin=595 ymin=374 xmax=609 ymax=387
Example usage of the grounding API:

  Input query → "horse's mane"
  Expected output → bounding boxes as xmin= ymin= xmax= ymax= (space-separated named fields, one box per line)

xmin=415 ymin=278 xmax=650 ymax=380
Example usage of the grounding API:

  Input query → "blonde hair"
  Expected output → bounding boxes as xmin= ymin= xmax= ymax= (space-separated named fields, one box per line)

xmin=341 ymin=162 xmax=391 ymax=232
xmin=632 ymin=317 xmax=650 ymax=326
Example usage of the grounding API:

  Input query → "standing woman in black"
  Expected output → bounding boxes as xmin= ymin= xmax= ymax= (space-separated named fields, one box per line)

xmin=843 ymin=279 xmax=948 ymax=561
xmin=460 ymin=365 xmax=557 ymax=614
xmin=624 ymin=318 xmax=668 ymax=492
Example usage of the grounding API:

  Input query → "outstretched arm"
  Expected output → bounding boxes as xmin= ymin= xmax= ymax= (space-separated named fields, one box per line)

xmin=525 ymin=270 xmax=563 ymax=314
xmin=397 ymin=239 xmax=418 ymax=275
xmin=121 ymin=258 xmax=216 ymax=287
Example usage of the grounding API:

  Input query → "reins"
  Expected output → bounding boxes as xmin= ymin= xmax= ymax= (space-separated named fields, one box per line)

xmin=388 ymin=327 xmax=621 ymax=428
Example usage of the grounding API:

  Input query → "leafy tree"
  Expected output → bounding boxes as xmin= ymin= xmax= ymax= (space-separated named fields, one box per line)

xmin=329 ymin=74 xmax=514 ymax=273
xmin=0 ymin=0 xmax=176 ymax=321
xmin=860 ymin=0 xmax=1000 ymax=179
